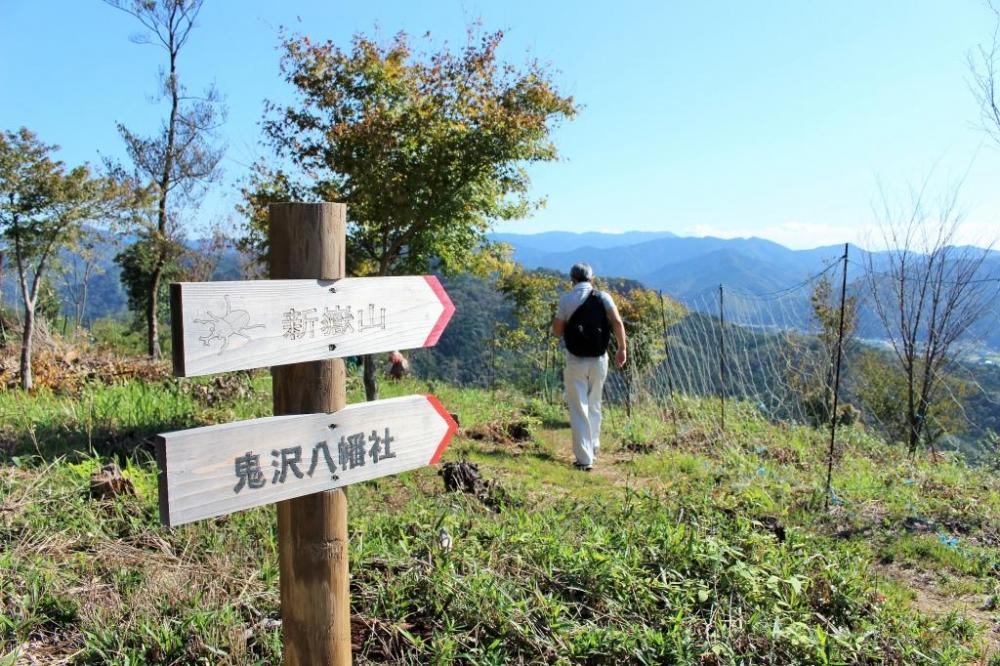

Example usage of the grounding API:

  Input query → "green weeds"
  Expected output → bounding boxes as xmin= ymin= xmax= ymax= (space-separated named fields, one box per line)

xmin=2 ymin=375 xmax=999 ymax=663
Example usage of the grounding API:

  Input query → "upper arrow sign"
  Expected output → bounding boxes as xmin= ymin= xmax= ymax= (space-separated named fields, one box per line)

xmin=156 ymin=394 xmax=457 ymax=526
xmin=170 ymin=275 xmax=455 ymax=377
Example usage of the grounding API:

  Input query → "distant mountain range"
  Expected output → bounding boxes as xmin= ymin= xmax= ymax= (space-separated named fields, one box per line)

xmin=490 ymin=230 xmax=1000 ymax=350
xmin=491 ymin=232 xmax=864 ymax=298
xmin=492 ymin=230 xmax=677 ymax=253
xmin=2 ymin=227 xmax=995 ymax=351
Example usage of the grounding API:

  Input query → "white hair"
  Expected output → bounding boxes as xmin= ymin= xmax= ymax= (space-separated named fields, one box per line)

xmin=570 ymin=263 xmax=593 ymax=282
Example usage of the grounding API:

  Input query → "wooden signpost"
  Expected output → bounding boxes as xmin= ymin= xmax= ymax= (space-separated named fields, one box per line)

xmin=155 ymin=202 xmax=457 ymax=665
xmin=156 ymin=394 xmax=456 ymax=526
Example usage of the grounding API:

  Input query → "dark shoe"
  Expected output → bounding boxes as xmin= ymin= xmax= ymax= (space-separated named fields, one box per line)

xmin=573 ymin=462 xmax=593 ymax=472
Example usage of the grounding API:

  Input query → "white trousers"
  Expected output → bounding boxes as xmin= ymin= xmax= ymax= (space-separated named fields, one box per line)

xmin=564 ymin=353 xmax=608 ymax=466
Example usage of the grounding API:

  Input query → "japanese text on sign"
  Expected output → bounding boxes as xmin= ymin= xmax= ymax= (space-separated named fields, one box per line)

xmin=233 ymin=428 xmax=397 ymax=494
xmin=282 ymin=304 xmax=387 ymax=341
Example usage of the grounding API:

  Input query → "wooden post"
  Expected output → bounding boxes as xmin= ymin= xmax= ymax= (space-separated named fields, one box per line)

xmin=824 ymin=243 xmax=850 ymax=511
xmin=269 ymin=202 xmax=351 ymax=665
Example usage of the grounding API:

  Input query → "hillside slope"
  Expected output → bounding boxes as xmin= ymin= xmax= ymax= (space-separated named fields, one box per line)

xmin=639 ymin=247 xmax=805 ymax=298
xmin=2 ymin=369 xmax=999 ymax=664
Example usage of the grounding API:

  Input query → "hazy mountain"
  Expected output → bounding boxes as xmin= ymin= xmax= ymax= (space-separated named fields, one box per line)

xmin=496 ymin=232 xmax=849 ymax=288
xmin=638 ymin=248 xmax=806 ymax=299
xmin=0 ymin=230 xmax=242 ymax=325
xmin=491 ymin=230 xmax=675 ymax=252
xmin=495 ymin=231 xmax=1000 ymax=350
xmin=492 ymin=231 xmax=987 ymax=298
xmin=4 ymin=227 xmax=995 ymax=351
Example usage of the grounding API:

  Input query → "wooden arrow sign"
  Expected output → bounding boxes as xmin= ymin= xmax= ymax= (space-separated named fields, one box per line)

xmin=169 ymin=276 xmax=455 ymax=377
xmin=156 ymin=394 xmax=457 ymax=526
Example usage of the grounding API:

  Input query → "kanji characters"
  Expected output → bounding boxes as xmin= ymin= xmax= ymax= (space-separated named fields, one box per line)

xmin=232 ymin=427 xmax=398 ymax=496
xmin=307 ymin=441 xmax=339 ymax=480
xmin=282 ymin=308 xmax=318 ymax=340
xmin=271 ymin=447 xmax=304 ymax=484
xmin=320 ymin=305 xmax=355 ymax=336
xmin=357 ymin=303 xmax=387 ymax=332
xmin=339 ymin=433 xmax=367 ymax=470
xmin=369 ymin=428 xmax=397 ymax=464
xmin=281 ymin=302 xmax=387 ymax=343
xmin=233 ymin=451 xmax=267 ymax=493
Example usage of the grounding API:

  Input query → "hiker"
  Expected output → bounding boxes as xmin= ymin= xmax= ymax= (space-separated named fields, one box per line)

xmin=551 ymin=263 xmax=627 ymax=471
xmin=387 ymin=350 xmax=409 ymax=380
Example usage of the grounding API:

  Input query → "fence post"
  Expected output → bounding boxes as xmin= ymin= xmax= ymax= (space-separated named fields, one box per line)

xmin=718 ymin=284 xmax=726 ymax=433
xmin=269 ymin=202 xmax=351 ymax=665
xmin=824 ymin=243 xmax=850 ymax=511
xmin=658 ymin=290 xmax=680 ymax=437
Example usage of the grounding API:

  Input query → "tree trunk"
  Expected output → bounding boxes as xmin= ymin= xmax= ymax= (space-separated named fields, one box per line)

xmin=145 ymin=39 xmax=178 ymax=362
xmin=915 ymin=396 xmax=933 ymax=457
xmin=147 ymin=263 xmax=163 ymax=359
xmin=363 ymin=354 xmax=378 ymax=401
xmin=0 ymin=252 xmax=5 ymax=344
xmin=76 ymin=262 xmax=91 ymax=331
xmin=906 ymin=361 xmax=918 ymax=454
xmin=907 ymin=411 xmax=921 ymax=454
xmin=20 ymin=302 xmax=34 ymax=391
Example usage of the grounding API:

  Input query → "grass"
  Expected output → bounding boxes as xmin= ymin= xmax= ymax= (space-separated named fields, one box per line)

xmin=2 ymin=368 xmax=1000 ymax=664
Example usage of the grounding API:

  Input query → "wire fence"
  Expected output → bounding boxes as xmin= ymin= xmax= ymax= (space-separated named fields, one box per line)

xmin=456 ymin=247 xmax=1000 ymax=476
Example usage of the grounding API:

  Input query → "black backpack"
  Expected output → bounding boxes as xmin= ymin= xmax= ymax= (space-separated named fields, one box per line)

xmin=564 ymin=292 xmax=611 ymax=357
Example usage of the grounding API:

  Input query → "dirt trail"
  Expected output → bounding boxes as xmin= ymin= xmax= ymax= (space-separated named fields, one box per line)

xmin=877 ymin=563 xmax=1000 ymax=654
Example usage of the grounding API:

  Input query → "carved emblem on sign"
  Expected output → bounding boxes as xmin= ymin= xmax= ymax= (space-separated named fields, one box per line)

xmin=195 ymin=295 xmax=265 ymax=354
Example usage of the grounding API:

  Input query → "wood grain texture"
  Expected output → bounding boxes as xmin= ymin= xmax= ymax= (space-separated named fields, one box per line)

xmin=270 ymin=202 xmax=349 ymax=666
xmin=155 ymin=395 xmax=456 ymax=526
xmin=169 ymin=276 xmax=454 ymax=377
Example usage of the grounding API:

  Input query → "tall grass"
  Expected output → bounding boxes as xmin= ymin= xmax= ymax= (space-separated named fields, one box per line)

xmin=2 ymin=372 xmax=1000 ymax=663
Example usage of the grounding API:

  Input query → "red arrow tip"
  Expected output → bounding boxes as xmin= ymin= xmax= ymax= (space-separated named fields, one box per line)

xmin=422 ymin=276 xmax=455 ymax=348
xmin=425 ymin=394 xmax=457 ymax=464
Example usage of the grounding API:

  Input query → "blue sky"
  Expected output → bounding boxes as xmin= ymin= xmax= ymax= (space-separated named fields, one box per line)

xmin=2 ymin=0 xmax=998 ymax=249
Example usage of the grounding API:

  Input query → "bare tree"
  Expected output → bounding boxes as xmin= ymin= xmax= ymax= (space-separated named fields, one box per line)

xmin=104 ymin=0 xmax=225 ymax=359
xmin=863 ymin=182 xmax=999 ymax=453
xmin=184 ymin=224 xmax=230 ymax=283
xmin=58 ymin=233 xmax=106 ymax=331
xmin=971 ymin=1 xmax=1000 ymax=145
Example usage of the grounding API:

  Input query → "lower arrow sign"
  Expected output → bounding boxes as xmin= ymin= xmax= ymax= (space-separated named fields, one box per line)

xmin=156 ymin=395 xmax=457 ymax=526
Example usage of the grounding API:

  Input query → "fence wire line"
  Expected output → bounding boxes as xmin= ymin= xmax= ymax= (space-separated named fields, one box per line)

xmin=508 ymin=259 xmax=996 ymax=458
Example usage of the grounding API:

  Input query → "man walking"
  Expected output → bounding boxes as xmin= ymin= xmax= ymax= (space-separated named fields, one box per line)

xmin=552 ymin=263 xmax=627 ymax=471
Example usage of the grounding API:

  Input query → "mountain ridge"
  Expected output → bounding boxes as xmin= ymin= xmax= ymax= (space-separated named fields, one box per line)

xmin=491 ymin=230 xmax=1000 ymax=349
